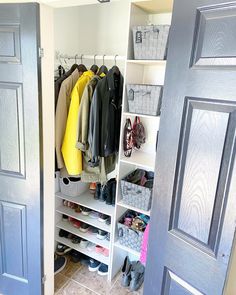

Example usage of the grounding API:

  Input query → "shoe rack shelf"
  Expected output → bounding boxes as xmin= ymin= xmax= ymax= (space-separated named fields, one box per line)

xmin=55 ymin=236 xmax=109 ymax=265
xmin=56 ymin=220 xmax=110 ymax=249
xmin=56 ymin=191 xmax=115 ymax=216
xmin=114 ymin=241 xmax=140 ymax=258
xmin=56 ymin=205 xmax=111 ymax=232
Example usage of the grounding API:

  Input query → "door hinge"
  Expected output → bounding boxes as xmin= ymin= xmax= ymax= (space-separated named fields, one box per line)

xmin=39 ymin=48 xmax=44 ymax=58
xmin=42 ymin=275 xmax=46 ymax=284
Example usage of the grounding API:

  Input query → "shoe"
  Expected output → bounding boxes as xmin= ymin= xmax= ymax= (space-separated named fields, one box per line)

xmin=89 ymin=211 xmax=100 ymax=219
xmin=62 ymin=214 xmax=68 ymax=221
xmin=90 ymin=182 xmax=96 ymax=194
xmin=121 ymin=256 xmax=132 ymax=287
xmin=88 ymin=258 xmax=101 ymax=272
xmin=79 ymin=239 xmax=89 ymax=249
xmin=81 ymin=207 xmax=92 ymax=216
xmin=97 ymin=263 xmax=108 ymax=276
xmin=105 ymin=178 xmax=116 ymax=205
xmin=54 ymin=256 xmax=67 ymax=274
xmin=129 ymin=261 xmax=145 ymax=291
xmin=106 ymin=217 xmax=111 ymax=225
xmin=56 ymin=243 xmax=72 ymax=256
xmin=79 ymin=223 xmax=90 ymax=233
xmin=74 ymin=204 xmax=82 ymax=213
xmin=98 ymin=213 xmax=109 ymax=223
xmin=89 ymin=227 xmax=99 ymax=235
xmin=111 ymin=179 xmax=117 ymax=206
xmin=96 ymin=229 xmax=107 ymax=240
xmin=72 ymin=236 xmax=81 ymax=244
xmin=59 ymin=229 xmax=72 ymax=239
xmin=95 ymin=245 xmax=104 ymax=254
xmin=106 ymin=233 xmax=110 ymax=241
xmin=94 ymin=183 xmax=101 ymax=200
xmin=103 ymin=248 xmax=109 ymax=257
xmin=72 ymin=220 xmax=81 ymax=228
xmin=87 ymin=242 xmax=96 ymax=252
xmin=70 ymin=250 xmax=81 ymax=263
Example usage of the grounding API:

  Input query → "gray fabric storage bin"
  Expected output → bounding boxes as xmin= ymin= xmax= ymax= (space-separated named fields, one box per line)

xmin=59 ymin=177 xmax=88 ymax=197
xmin=133 ymin=25 xmax=170 ymax=60
xmin=118 ymin=213 xmax=144 ymax=252
xmin=127 ymin=84 xmax=162 ymax=116
xmin=120 ymin=174 xmax=153 ymax=212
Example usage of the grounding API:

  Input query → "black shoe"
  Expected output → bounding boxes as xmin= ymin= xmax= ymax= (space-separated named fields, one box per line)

xmin=70 ymin=250 xmax=81 ymax=263
xmin=56 ymin=243 xmax=72 ymax=255
xmin=111 ymin=179 xmax=117 ymax=206
xmin=54 ymin=256 xmax=67 ymax=274
xmin=98 ymin=213 xmax=109 ymax=223
xmin=95 ymin=183 xmax=101 ymax=200
xmin=100 ymin=184 xmax=108 ymax=202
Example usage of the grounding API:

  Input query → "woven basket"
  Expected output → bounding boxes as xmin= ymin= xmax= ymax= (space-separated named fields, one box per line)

xmin=133 ymin=25 xmax=170 ymax=60
xmin=127 ymin=84 xmax=162 ymax=116
xmin=120 ymin=170 xmax=153 ymax=211
xmin=118 ymin=212 xmax=144 ymax=252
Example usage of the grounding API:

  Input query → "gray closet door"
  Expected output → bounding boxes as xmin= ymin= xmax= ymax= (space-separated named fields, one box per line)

xmin=144 ymin=0 xmax=236 ymax=294
xmin=0 ymin=4 xmax=43 ymax=295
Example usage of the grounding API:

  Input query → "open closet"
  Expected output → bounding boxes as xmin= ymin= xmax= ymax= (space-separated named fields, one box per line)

xmin=53 ymin=0 xmax=173 ymax=293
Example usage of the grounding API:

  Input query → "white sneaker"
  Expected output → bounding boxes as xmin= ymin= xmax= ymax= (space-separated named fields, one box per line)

xmin=87 ymin=242 xmax=96 ymax=252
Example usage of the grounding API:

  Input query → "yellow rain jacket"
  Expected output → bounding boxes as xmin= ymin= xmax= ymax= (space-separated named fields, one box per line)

xmin=62 ymin=70 xmax=94 ymax=175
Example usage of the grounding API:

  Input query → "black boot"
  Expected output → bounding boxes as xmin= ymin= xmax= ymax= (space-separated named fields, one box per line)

xmin=94 ymin=183 xmax=101 ymax=200
xmin=111 ymin=179 xmax=117 ymax=206
xmin=121 ymin=256 xmax=132 ymax=287
xmin=99 ymin=183 xmax=108 ymax=202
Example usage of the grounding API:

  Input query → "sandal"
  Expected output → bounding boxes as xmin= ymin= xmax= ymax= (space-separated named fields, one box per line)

xmin=123 ymin=118 xmax=133 ymax=157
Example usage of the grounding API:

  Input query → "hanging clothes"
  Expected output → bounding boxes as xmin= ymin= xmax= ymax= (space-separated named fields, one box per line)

xmin=75 ymin=75 xmax=116 ymax=183
xmin=55 ymin=69 xmax=80 ymax=169
xmin=88 ymin=68 xmax=124 ymax=166
xmin=62 ymin=70 xmax=94 ymax=175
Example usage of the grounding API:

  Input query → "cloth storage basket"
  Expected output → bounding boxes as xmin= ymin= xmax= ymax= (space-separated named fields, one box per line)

xmin=59 ymin=177 xmax=88 ymax=197
xmin=127 ymin=84 xmax=162 ymax=116
xmin=120 ymin=171 xmax=153 ymax=211
xmin=118 ymin=212 xmax=144 ymax=252
xmin=133 ymin=25 xmax=170 ymax=60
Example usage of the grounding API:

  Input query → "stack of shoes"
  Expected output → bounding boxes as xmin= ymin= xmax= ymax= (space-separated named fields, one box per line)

xmin=92 ymin=179 xmax=117 ymax=206
xmin=88 ymin=258 xmax=108 ymax=276
xmin=121 ymin=256 xmax=145 ymax=291
xmin=56 ymin=243 xmax=72 ymax=256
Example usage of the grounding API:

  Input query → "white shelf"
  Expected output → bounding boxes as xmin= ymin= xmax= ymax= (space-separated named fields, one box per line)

xmin=56 ymin=220 xmax=110 ymax=249
xmin=56 ymin=205 xmax=111 ymax=232
xmin=120 ymin=151 xmax=156 ymax=171
xmin=56 ymin=191 xmax=115 ymax=216
xmin=114 ymin=241 xmax=140 ymax=257
xmin=127 ymin=59 xmax=166 ymax=66
xmin=123 ymin=112 xmax=160 ymax=121
xmin=117 ymin=201 xmax=151 ymax=216
xmin=56 ymin=236 xmax=109 ymax=265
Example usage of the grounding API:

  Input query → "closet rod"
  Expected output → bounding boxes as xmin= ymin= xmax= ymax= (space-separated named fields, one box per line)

xmin=56 ymin=53 xmax=126 ymax=61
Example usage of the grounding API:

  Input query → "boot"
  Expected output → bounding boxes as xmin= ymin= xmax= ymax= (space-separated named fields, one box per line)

xmin=105 ymin=178 xmax=116 ymax=205
xmin=99 ymin=183 xmax=108 ymax=202
xmin=129 ymin=261 xmax=145 ymax=291
xmin=94 ymin=183 xmax=101 ymax=200
xmin=111 ymin=179 xmax=117 ymax=206
xmin=121 ymin=256 xmax=132 ymax=287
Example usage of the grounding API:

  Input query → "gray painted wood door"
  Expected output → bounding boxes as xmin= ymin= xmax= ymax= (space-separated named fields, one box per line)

xmin=144 ymin=0 xmax=236 ymax=294
xmin=0 ymin=4 xmax=43 ymax=295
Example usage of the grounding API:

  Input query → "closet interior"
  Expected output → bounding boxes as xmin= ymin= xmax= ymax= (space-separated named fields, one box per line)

xmin=54 ymin=0 xmax=173 ymax=293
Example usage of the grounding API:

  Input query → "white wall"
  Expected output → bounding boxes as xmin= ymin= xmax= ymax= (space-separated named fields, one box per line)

xmin=54 ymin=1 xmax=130 ymax=70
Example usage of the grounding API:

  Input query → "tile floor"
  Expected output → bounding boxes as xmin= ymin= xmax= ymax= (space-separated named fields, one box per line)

xmin=55 ymin=258 xmax=144 ymax=295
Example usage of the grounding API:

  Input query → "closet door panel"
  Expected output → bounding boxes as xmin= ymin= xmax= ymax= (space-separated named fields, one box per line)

xmin=0 ymin=4 xmax=43 ymax=295
xmin=144 ymin=0 xmax=236 ymax=294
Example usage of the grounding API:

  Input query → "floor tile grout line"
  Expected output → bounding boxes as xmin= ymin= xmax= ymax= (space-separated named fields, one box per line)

xmin=70 ymin=278 xmax=101 ymax=295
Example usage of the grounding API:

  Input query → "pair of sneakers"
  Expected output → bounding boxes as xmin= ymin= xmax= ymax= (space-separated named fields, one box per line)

xmin=88 ymin=259 xmax=108 ymax=276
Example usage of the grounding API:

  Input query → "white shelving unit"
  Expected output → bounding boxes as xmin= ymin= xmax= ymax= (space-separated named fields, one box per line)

xmin=110 ymin=0 xmax=173 ymax=279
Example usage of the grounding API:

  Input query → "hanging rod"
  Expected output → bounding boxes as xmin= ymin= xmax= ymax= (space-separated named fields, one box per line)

xmin=56 ymin=52 xmax=126 ymax=62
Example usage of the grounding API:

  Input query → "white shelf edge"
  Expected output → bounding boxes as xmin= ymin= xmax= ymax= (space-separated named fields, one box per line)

xmin=56 ymin=236 xmax=110 ymax=265
xmin=117 ymin=201 xmax=151 ymax=216
xmin=120 ymin=153 xmax=155 ymax=171
xmin=127 ymin=59 xmax=166 ymax=66
xmin=56 ymin=205 xmax=111 ymax=233
xmin=55 ymin=191 xmax=115 ymax=216
xmin=56 ymin=220 xmax=110 ymax=249
xmin=123 ymin=112 xmax=160 ymax=120
xmin=114 ymin=241 xmax=140 ymax=257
